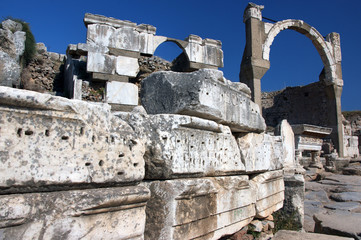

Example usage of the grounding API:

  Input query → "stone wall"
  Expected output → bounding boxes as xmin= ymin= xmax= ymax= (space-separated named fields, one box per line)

xmin=0 ymin=11 xmax=302 ymax=240
xmin=0 ymin=68 xmax=296 ymax=239
xmin=262 ymin=82 xmax=329 ymax=128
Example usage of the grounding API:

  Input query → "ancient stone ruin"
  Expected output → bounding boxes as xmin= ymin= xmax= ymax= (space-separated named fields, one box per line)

xmin=0 ymin=3 xmax=360 ymax=240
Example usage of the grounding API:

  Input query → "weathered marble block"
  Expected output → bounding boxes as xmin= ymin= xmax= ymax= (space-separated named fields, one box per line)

xmin=144 ymin=176 xmax=256 ymax=240
xmin=0 ymin=87 xmax=145 ymax=192
xmin=87 ymin=52 xmax=139 ymax=77
xmin=237 ymin=133 xmax=283 ymax=173
xmin=0 ymin=186 xmax=150 ymax=240
xmin=250 ymin=170 xmax=285 ymax=218
xmin=140 ymin=69 xmax=266 ymax=133
xmin=117 ymin=111 xmax=245 ymax=179
xmin=106 ymin=81 xmax=139 ymax=105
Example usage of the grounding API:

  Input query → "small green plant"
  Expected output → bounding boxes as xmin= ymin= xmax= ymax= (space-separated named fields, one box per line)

xmin=2 ymin=17 xmax=36 ymax=66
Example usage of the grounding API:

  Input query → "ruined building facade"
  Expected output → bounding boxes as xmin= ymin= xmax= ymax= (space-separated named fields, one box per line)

xmin=0 ymin=3 xmax=358 ymax=240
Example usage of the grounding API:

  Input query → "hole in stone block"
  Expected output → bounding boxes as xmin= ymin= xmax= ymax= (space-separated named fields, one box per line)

xmin=162 ymin=136 xmax=167 ymax=140
xmin=119 ymin=152 xmax=125 ymax=157
xmin=25 ymin=130 xmax=33 ymax=136
xmin=190 ymin=146 xmax=194 ymax=149
xmin=105 ymin=136 xmax=109 ymax=143
xmin=17 ymin=128 xmax=22 ymax=137
xmin=117 ymin=171 xmax=124 ymax=175
xmin=99 ymin=160 xmax=104 ymax=166
xmin=206 ymin=92 xmax=209 ymax=95
xmin=202 ymin=142 xmax=205 ymax=144
xmin=45 ymin=130 xmax=50 ymax=136
xmin=92 ymin=135 xmax=96 ymax=142
xmin=191 ymin=134 xmax=194 ymax=137
xmin=111 ymin=136 xmax=115 ymax=143
xmin=80 ymin=127 xmax=84 ymax=136
xmin=130 ymin=139 xmax=137 ymax=145
xmin=85 ymin=162 xmax=91 ymax=166
xmin=61 ymin=136 xmax=69 ymax=140
xmin=133 ymin=163 xmax=139 ymax=167
xmin=177 ymin=140 xmax=180 ymax=143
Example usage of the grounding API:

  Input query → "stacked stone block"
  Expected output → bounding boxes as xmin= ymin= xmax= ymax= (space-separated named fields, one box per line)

xmin=134 ymin=68 xmax=289 ymax=239
xmin=0 ymin=87 xmax=149 ymax=239
xmin=65 ymin=13 xmax=224 ymax=111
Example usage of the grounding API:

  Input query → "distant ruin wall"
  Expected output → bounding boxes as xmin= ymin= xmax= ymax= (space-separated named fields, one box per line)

xmin=262 ymin=82 xmax=329 ymax=128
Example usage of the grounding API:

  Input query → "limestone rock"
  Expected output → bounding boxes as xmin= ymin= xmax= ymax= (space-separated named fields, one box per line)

xmin=143 ymin=176 xmax=256 ymax=240
xmin=0 ymin=87 xmax=145 ymax=193
xmin=250 ymin=170 xmax=285 ymax=218
xmin=237 ymin=132 xmax=283 ymax=172
xmin=330 ymin=192 xmax=361 ymax=202
xmin=0 ymin=186 xmax=150 ymax=240
xmin=117 ymin=111 xmax=245 ymax=179
xmin=314 ymin=210 xmax=361 ymax=239
xmin=13 ymin=31 xmax=26 ymax=60
xmin=2 ymin=19 xmax=23 ymax=32
xmin=140 ymin=69 xmax=266 ymax=133
xmin=0 ymin=51 xmax=21 ymax=87
xmin=36 ymin=42 xmax=47 ymax=54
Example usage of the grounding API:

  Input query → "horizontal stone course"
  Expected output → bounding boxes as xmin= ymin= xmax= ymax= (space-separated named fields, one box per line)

xmin=143 ymin=176 xmax=256 ymax=240
xmin=0 ymin=186 xmax=150 ymax=240
xmin=117 ymin=111 xmax=245 ymax=179
xmin=0 ymin=87 xmax=145 ymax=192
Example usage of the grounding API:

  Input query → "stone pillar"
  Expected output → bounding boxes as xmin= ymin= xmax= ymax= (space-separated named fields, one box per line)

xmin=239 ymin=3 xmax=270 ymax=112
xmin=310 ymin=151 xmax=323 ymax=169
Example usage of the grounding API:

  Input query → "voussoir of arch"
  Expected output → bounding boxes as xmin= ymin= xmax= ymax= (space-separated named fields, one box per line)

xmin=262 ymin=19 xmax=338 ymax=84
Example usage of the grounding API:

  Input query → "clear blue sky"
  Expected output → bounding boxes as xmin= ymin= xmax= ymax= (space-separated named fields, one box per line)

xmin=2 ymin=0 xmax=360 ymax=111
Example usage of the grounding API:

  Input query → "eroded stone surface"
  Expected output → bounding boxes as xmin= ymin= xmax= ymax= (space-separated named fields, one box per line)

xmin=250 ymin=170 xmax=285 ymax=218
xmin=143 ymin=176 xmax=256 ymax=240
xmin=0 ymin=186 xmax=150 ymax=240
xmin=140 ymin=69 xmax=266 ymax=133
xmin=0 ymin=87 xmax=145 ymax=192
xmin=117 ymin=111 xmax=245 ymax=179
xmin=237 ymin=132 xmax=283 ymax=172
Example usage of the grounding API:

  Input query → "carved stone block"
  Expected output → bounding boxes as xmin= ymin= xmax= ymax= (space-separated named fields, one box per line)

xmin=117 ymin=112 xmax=245 ymax=179
xmin=140 ymin=69 xmax=266 ymax=133
xmin=237 ymin=133 xmax=283 ymax=173
xmin=0 ymin=186 xmax=150 ymax=240
xmin=0 ymin=87 xmax=145 ymax=193
xmin=250 ymin=170 xmax=285 ymax=218
xmin=144 ymin=176 xmax=255 ymax=240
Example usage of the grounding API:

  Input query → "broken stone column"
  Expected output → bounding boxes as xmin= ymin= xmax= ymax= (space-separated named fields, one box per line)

xmin=140 ymin=69 xmax=266 ymax=133
xmin=143 ymin=176 xmax=256 ymax=240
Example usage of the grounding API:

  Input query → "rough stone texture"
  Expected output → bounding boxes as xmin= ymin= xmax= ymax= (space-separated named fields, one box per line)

xmin=117 ymin=111 xmax=245 ymax=179
xmin=141 ymin=69 xmax=265 ymax=133
xmin=0 ymin=186 xmax=150 ymax=240
xmin=277 ymin=174 xmax=305 ymax=231
xmin=143 ymin=176 xmax=256 ymax=240
xmin=330 ymin=192 xmax=361 ymax=202
xmin=273 ymin=230 xmax=354 ymax=240
xmin=0 ymin=87 xmax=145 ymax=192
xmin=237 ymin=132 xmax=283 ymax=172
xmin=0 ymin=51 xmax=21 ymax=87
xmin=314 ymin=210 xmax=361 ymax=239
xmin=21 ymin=44 xmax=65 ymax=94
xmin=277 ymin=120 xmax=297 ymax=171
xmin=250 ymin=170 xmax=285 ymax=218
xmin=324 ymin=202 xmax=361 ymax=211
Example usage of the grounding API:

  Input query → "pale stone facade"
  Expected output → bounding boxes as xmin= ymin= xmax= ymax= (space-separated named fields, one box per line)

xmin=0 ymin=9 xmax=307 ymax=240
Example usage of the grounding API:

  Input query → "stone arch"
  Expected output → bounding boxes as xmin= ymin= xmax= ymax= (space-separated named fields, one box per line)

xmin=152 ymin=37 xmax=189 ymax=60
xmin=262 ymin=19 xmax=338 ymax=85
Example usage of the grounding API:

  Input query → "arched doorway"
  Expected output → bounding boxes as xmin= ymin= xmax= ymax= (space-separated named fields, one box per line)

xmin=240 ymin=3 xmax=344 ymax=156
